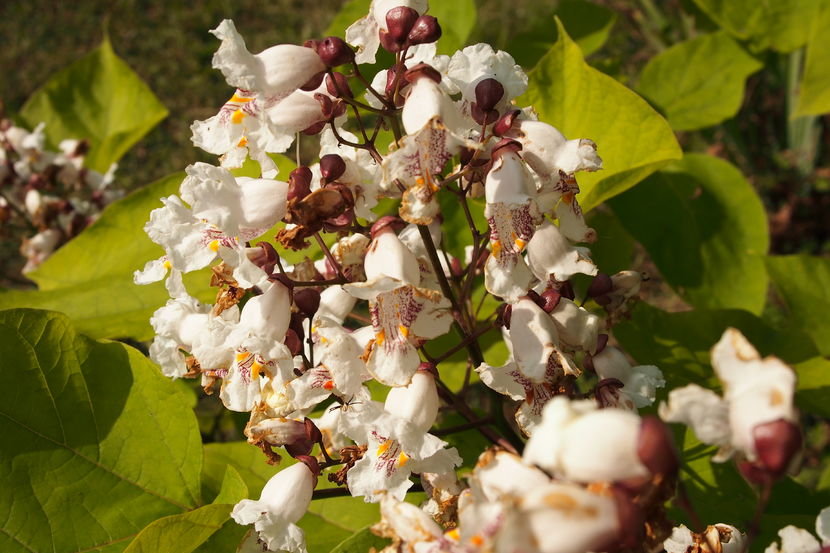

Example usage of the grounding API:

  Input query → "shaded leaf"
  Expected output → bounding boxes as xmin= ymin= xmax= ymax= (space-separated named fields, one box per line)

xmin=325 ymin=0 xmax=370 ymax=37
xmin=123 ymin=504 xmax=232 ymax=553
xmin=431 ymin=0 xmax=477 ymax=56
xmin=690 ymin=0 xmax=819 ymax=53
xmin=766 ymin=255 xmax=830 ymax=356
xmin=521 ymin=19 xmax=681 ymax=211
xmin=0 ymin=309 xmax=201 ymax=553
xmin=637 ymin=32 xmax=762 ymax=131
xmin=795 ymin=1 xmax=830 ymax=116
xmin=20 ymin=39 xmax=167 ymax=173
xmin=609 ymin=154 xmax=769 ymax=313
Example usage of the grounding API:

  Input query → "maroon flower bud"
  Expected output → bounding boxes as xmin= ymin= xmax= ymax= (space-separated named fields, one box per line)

xmin=300 ymin=70 xmax=326 ymax=91
xmin=304 ymin=417 xmax=322 ymax=444
xmin=475 ymin=78 xmax=505 ymax=112
xmin=284 ymin=328 xmax=303 ymax=356
xmin=315 ymin=93 xmax=334 ymax=119
xmin=379 ymin=29 xmax=405 ymax=53
xmin=594 ymin=294 xmax=612 ymax=307
xmin=471 ymin=102 xmax=500 ymax=126
xmin=325 ymin=71 xmax=353 ymax=98
xmin=493 ymin=109 xmax=521 ymax=136
xmin=319 ymin=153 xmax=346 ymax=183
xmin=72 ymin=139 xmax=90 ymax=157
xmin=407 ymin=15 xmax=441 ymax=45
xmin=559 ymin=281 xmax=575 ymax=300
xmin=404 ymin=62 xmax=442 ymax=84
xmin=498 ymin=303 xmax=512 ymax=329
xmin=294 ymin=288 xmax=321 ymax=318
xmin=587 ymin=273 xmax=613 ymax=298
xmin=753 ymin=419 xmax=802 ymax=478
xmin=540 ymin=289 xmax=561 ymax=312
xmin=386 ymin=6 xmax=419 ymax=43
xmin=385 ymin=67 xmax=402 ymax=96
xmin=491 ymin=137 xmax=522 ymax=160
xmin=289 ymin=312 xmax=306 ymax=341
xmin=251 ymin=241 xmax=279 ymax=274
xmin=287 ymin=167 xmax=313 ymax=202
xmin=595 ymin=333 xmax=609 ymax=354
xmin=525 ymin=289 xmax=542 ymax=307
xmin=285 ymin=440 xmax=313 ymax=458
xmin=317 ymin=36 xmax=355 ymax=67
xmin=370 ymin=215 xmax=405 ymax=238
xmin=637 ymin=416 xmax=679 ymax=477
xmin=460 ymin=147 xmax=476 ymax=167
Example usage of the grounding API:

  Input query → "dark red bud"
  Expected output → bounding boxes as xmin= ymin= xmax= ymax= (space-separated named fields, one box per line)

xmin=294 ymin=288 xmax=321 ymax=318
xmin=753 ymin=419 xmax=802 ymax=478
xmin=475 ymin=78 xmax=505 ymax=112
xmin=471 ymin=102 xmax=500 ymax=126
xmin=637 ymin=416 xmax=679 ymax=476
xmin=407 ymin=15 xmax=441 ymax=45
xmin=251 ymin=241 xmax=279 ymax=274
xmin=404 ymin=63 xmax=442 ymax=84
xmin=288 ymin=167 xmax=313 ymax=202
xmin=300 ymin=71 xmax=326 ymax=91
xmin=325 ymin=72 xmax=353 ymax=98
xmin=317 ymin=36 xmax=355 ymax=67
xmin=493 ymin=109 xmax=521 ymax=136
xmin=315 ymin=93 xmax=334 ymax=118
xmin=587 ymin=273 xmax=613 ymax=298
xmin=289 ymin=312 xmax=306 ymax=342
xmin=540 ymin=289 xmax=562 ymax=312
xmin=385 ymin=67 xmax=401 ymax=96
xmin=285 ymin=440 xmax=313 ymax=458
xmin=379 ymin=29 xmax=405 ymax=53
xmin=370 ymin=215 xmax=404 ymax=238
xmin=594 ymin=294 xmax=612 ymax=307
xmin=304 ymin=417 xmax=322 ymax=444
xmin=319 ymin=153 xmax=347 ymax=183
xmin=386 ymin=6 xmax=419 ymax=43
xmin=525 ymin=289 xmax=543 ymax=308
xmin=595 ymin=333 xmax=609 ymax=354
xmin=491 ymin=138 xmax=522 ymax=159
xmin=560 ymin=281 xmax=575 ymax=300
xmin=610 ymin=486 xmax=644 ymax=550
xmin=498 ymin=303 xmax=512 ymax=329
xmin=284 ymin=328 xmax=303 ymax=356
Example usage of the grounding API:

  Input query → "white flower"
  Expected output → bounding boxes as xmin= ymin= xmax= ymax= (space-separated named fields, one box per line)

xmin=232 ymin=460 xmax=317 ymax=553
xmin=765 ymin=506 xmax=829 ymax=553
xmin=447 ymin=44 xmax=528 ymax=116
xmin=665 ymin=524 xmax=747 ymax=553
xmin=316 ymin=128 xmax=381 ymax=221
xmin=592 ymin=345 xmax=664 ymax=410
xmin=526 ymin=220 xmax=597 ymax=284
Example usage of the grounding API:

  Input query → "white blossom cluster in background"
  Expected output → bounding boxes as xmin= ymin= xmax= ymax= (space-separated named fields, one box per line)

xmin=0 ymin=115 xmax=120 ymax=275
xmin=134 ymin=2 xmax=823 ymax=552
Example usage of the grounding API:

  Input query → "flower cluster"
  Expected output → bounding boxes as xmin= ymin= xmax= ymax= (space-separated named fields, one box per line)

xmin=135 ymin=3 xmax=820 ymax=552
xmin=0 ymin=115 xmax=120 ymax=275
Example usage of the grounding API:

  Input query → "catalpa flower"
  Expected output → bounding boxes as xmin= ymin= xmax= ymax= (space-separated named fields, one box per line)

xmin=660 ymin=328 xmax=800 ymax=476
xmin=345 ymin=0 xmax=428 ymax=64
xmin=665 ymin=524 xmax=747 ymax=553
xmin=344 ymin=218 xmax=452 ymax=386
xmin=765 ymin=506 xmax=829 ymax=553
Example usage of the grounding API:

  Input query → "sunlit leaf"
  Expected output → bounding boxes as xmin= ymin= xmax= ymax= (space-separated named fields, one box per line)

xmin=329 ymin=527 xmax=390 ymax=553
xmin=637 ymin=32 xmax=762 ymax=131
xmin=796 ymin=1 xmax=830 ymax=116
xmin=0 ymin=309 xmax=201 ymax=553
xmin=20 ymin=39 xmax=168 ymax=173
xmin=431 ymin=0 xmax=477 ymax=55
xmin=521 ymin=19 xmax=681 ymax=211
xmin=609 ymin=154 xmax=769 ymax=313
xmin=123 ymin=504 xmax=232 ymax=553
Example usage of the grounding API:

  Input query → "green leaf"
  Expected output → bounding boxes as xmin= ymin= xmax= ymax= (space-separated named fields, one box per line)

xmin=325 ymin=0 xmax=370 ymax=37
xmin=511 ymin=1 xmax=617 ymax=68
xmin=431 ymin=0 xmax=477 ymax=55
xmin=637 ymin=32 xmax=762 ymax=131
xmin=212 ymin=466 xmax=248 ymax=505
xmin=690 ymin=0 xmax=819 ymax=53
xmin=609 ymin=153 xmax=769 ymax=314
xmin=20 ymin=39 xmax=168 ymax=173
xmin=329 ymin=527 xmax=390 ymax=553
xmin=123 ymin=504 xmax=232 ymax=553
xmin=0 ymin=309 xmax=202 ymax=553
xmin=0 ymin=173 xmax=214 ymax=340
xmin=796 ymin=2 xmax=830 ymax=116
xmin=585 ymin=208 xmax=634 ymax=275
xmin=521 ymin=19 xmax=681 ymax=211
xmin=614 ymin=302 xmax=830 ymax=416
xmin=437 ymin=189 xmax=486 ymax=261
xmin=203 ymin=442 xmax=279 ymax=500
xmin=766 ymin=255 xmax=830 ymax=356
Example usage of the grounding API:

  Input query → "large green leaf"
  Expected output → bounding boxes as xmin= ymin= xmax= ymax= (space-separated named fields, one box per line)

xmin=325 ymin=0 xmax=370 ymax=37
xmin=637 ymin=32 xmax=762 ymax=131
xmin=19 ymin=39 xmax=168 ymax=173
xmin=122 ymin=504 xmax=233 ymax=553
xmin=614 ymin=302 xmax=830 ymax=416
xmin=690 ymin=0 xmax=819 ymax=53
xmin=609 ymin=154 xmax=769 ymax=314
xmin=431 ymin=0 xmax=477 ymax=55
xmin=521 ymin=20 xmax=681 ymax=211
xmin=0 ymin=309 xmax=202 ymax=553
xmin=511 ymin=0 xmax=617 ymax=67
xmin=329 ymin=527 xmax=390 ymax=553
xmin=766 ymin=255 xmax=830 ymax=356
xmin=796 ymin=1 xmax=830 ymax=116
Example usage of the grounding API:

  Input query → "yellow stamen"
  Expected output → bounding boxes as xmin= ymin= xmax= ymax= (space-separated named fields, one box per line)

xmin=235 ymin=352 xmax=248 ymax=363
xmin=514 ymin=238 xmax=527 ymax=250
xmin=491 ymin=240 xmax=502 ymax=257
xmin=377 ymin=440 xmax=391 ymax=456
xmin=398 ymin=325 xmax=409 ymax=339
xmin=445 ymin=528 xmax=460 ymax=541
xmin=237 ymin=136 xmax=248 ymax=148
xmin=251 ymin=360 xmax=263 ymax=379
xmin=229 ymin=93 xmax=253 ymax=104
xmin=397 ymin=452 xmax=409 ymax=466
xmin=375 ymin=329 xmax=386 ymax=345
xmin=471 ymin=535 xmax=484 ymax=546
xmin=209 ymin=240 xmax=220 ymax=252
xmin=231 ymin=109 xmax=246 ymax=124
xmin=162 ymin=260 xmax=172 ymax=270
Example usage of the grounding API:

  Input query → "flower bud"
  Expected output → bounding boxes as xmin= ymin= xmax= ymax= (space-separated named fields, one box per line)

xmin=525 ymin=289 xmax=542 ymax=307
xmin=300 ymin=70 xmax=326 ymax=91
xmin=470 ymin=102 xmax=499 ymax=126
xmin=289 ymin=311 xmax=306 ymax=342
xmin=403 ymin=62 xmax=442 ymax=84
xmin=319 ymin=153 xmax=347 ymax=183
xmin=497 ymin=303 xmax=512 ymax=329
xmin=587 ymin=273 xmax=613 ymax=298
xmin=304 ymin=417 xmax=322 ymax=444
xmin=251 ymin=241 xmax=280 ymax=274
xmin=637 ymin=416 xmax=678 ymax=477
xmin=317 ymin=36 xmax=355 ymax=67
xmin=287 ymin=167 xmax=313 ymax=202
xmin=493 ymin=109 xmax=521 ymax=136
xmin=407 ymin=15 xmax=441 ymax=45
xmin=379 ymin=28 xmax=405 ymax=53
xmin=490 ymin=137 xmax=522 ymax=159
xmin=753 ymin=418 xmax=802 ymax=478
xmin=294 ymin=288 xmax=321 ymax=318
xmin=325 ymin=72 xmax=353 ymax=98
xmin=540 ymin=289 xmax=562 ymax=312
xmin=385 ymin=6 xmax=419 ymax=43
xmin=284 ymin=328 xmax=303 ymax=356
xmin=385 ymin=369 xmax=440 ymax=432
xmin=475 ymin=78 xmax=505 ymax=112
